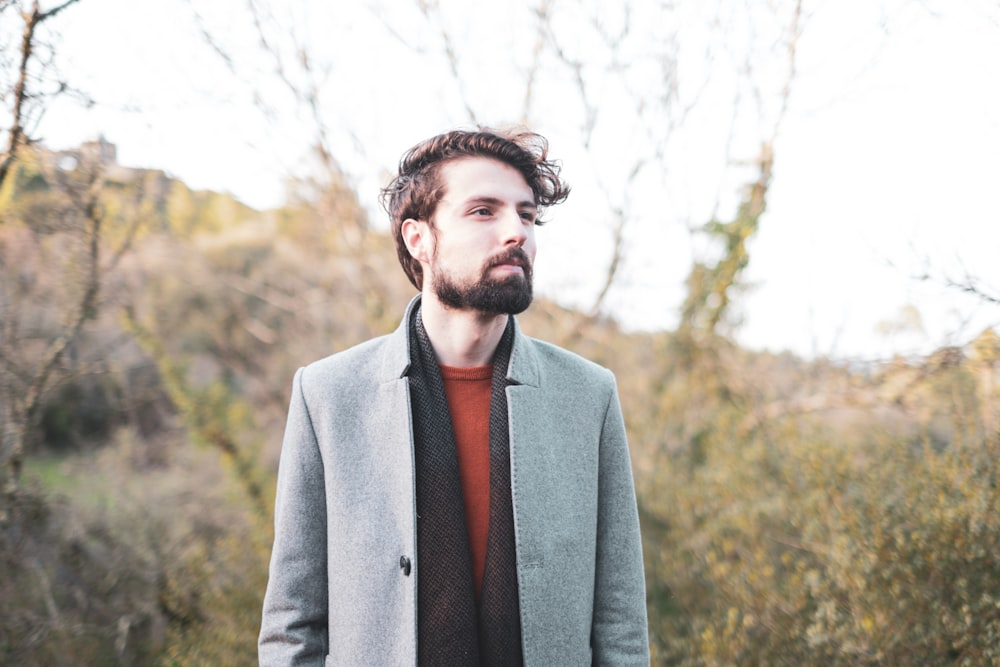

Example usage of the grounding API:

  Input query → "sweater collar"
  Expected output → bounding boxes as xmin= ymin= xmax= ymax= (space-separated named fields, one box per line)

xmin=380 ymin=294 xmax=539 ymax=388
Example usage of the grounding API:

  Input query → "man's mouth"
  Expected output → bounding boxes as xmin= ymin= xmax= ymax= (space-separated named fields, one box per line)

xmin=489 ymin=249 xmax=531 ymax=273
xmin=494 ymin=261 xmax=524 ymax=272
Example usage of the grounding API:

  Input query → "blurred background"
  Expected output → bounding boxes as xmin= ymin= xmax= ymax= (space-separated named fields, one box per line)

xmin=2 ymin=0 xmax=999 ymax=664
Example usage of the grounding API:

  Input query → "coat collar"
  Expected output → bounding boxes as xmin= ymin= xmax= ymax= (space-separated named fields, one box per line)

xmin=379 ymin=294 xmax=540 ymax=388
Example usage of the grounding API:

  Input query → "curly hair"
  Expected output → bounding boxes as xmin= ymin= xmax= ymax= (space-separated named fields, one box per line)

xmin=380 ymin=127 xmax=571 ymax=290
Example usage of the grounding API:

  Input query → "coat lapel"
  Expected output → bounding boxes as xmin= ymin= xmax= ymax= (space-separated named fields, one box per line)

xmin=378 ymin=296 xmax=418 ymax=383
xmin=504 ymin=320 xmax=546 ymax=569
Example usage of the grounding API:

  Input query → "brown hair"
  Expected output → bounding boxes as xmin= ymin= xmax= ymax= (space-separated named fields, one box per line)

xmin=380 ymin=127 xmax=571 ymax=289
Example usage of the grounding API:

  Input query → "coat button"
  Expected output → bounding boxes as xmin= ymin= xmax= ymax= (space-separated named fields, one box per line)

xmin=399 ymin=556 xmax=412 ymax=576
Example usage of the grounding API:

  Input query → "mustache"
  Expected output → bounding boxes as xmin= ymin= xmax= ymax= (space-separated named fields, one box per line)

xmin=486 ymin=247 xmax=532 ymax=271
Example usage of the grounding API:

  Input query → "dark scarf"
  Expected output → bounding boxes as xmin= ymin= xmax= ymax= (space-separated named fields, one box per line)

xmin=408 ymin=305 xmax=523 ymax=666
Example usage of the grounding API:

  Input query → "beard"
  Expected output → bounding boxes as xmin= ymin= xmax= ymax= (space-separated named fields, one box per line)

xmin=432 ymin=246 xmax=534 ymax=315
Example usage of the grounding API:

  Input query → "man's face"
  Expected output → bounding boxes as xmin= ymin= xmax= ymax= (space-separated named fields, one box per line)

xmin=422 ymin=156 xmax=538 ymax=315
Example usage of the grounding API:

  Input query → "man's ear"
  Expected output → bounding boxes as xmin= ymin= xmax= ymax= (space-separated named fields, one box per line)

xmin=401 ymin=218 xmax=432 ymax=264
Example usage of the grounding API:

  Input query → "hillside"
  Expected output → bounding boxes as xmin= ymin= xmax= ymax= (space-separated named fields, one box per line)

xmin=1 ymin=145 xmax=998 ymax=665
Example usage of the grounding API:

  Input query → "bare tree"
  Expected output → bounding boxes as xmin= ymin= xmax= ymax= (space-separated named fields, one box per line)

xmin=0 ymin=0 xmax=83 ymax=190
xmin=185 ymin=0 xmax=812 ymax=345
xmin=0 ymin=151 xmax=147 ymax=504
xmin=402 ymin=1 xmax=807 ymax=347
xmin=0 ymin=0 xmax=160 ymax=517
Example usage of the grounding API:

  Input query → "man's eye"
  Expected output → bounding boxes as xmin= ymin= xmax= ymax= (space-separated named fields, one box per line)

xmin=520 ymin=212 xmax=537 ymax=223
xmin=473 ymin=208 xmax=491 ymax=216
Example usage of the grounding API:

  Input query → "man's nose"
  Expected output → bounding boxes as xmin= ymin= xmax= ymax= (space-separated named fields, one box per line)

xmin=500 ymin=209 xmax=529 ymax=246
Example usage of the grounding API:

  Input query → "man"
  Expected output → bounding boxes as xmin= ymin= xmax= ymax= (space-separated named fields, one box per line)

xmin=259 ymin=128 xmax=648 ymax=666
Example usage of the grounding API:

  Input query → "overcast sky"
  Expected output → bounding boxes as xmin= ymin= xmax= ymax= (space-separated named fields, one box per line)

xmin=34 ymin=0 xmax=1000 ymax=361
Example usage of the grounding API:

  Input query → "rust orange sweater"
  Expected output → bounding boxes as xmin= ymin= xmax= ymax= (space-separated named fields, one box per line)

xmin=439 ymin=363 xmax=492 ymax=599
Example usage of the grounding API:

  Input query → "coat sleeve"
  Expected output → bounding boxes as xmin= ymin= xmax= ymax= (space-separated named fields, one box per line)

xmin=591 ymin=379 xmax=650 ymax=665
xmin=259 ymin=368 xmax=329 ymax=666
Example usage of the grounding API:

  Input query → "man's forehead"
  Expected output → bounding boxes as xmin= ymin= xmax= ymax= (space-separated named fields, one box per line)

xmin=438 ymin=156 xmax=534 ymax=202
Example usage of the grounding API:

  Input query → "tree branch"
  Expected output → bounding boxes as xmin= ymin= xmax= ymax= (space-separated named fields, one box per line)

xmin=37 ymin=0 xmax=80 ymax=21
xmin=416 ymin=0 xmax=477 ymax=124
xmin=0 ymin=1 xmax=40 ymax=190
xmin=21 ymin=181 xmax=101 ymax=429
xmin=520 ymin=0 xmax=554 ymax=125
xmin=0 ymin=0 xmax=83 ymax=190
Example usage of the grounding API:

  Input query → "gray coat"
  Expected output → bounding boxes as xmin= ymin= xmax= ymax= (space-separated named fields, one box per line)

xmin=259 ymin=298 xmax=649 ymax=666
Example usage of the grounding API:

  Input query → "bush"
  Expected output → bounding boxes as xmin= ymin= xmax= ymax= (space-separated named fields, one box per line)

xmin=641 ymin=349 xmax=1000 ymax=666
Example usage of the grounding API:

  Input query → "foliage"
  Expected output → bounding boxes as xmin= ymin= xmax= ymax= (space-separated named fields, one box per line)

xmin=641 ymin=402 xmax=1000 ymax=665
xmin=678 ymin=144 xmax=772 ymax=345
xmin=3 ymin=141 xmax=999 ymax=665
xmin=628 ymin=274 xmax=1000 ymax=664
xmin=1 ymin=461 xmax=162 ymax=666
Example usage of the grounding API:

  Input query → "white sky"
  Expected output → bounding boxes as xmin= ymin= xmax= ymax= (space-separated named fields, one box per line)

xmin=31 ymin=0 xmax=1000 ymax=361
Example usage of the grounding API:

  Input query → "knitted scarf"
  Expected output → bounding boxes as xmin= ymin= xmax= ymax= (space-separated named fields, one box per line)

xmin=408 ymin=305 xmax=523 ymax=666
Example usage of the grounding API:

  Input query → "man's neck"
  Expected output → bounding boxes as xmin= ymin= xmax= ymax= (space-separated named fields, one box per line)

xmin=419 ymin=292 xmax=509 ymax=367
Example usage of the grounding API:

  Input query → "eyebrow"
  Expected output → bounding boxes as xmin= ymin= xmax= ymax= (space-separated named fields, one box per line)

xmin=463 ymin=196 xmax=537 ymax=210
